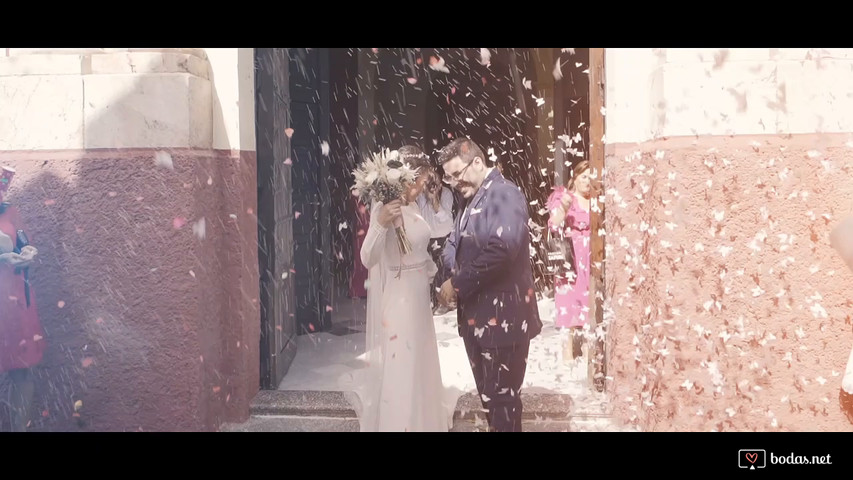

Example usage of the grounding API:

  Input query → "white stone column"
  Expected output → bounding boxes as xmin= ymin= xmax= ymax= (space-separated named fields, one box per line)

xmin=0 ymin=48 xmax=257 ymax=152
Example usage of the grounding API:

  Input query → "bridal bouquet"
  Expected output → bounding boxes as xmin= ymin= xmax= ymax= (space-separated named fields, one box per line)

xmin=352 ymin=149 xmax=418 ymax=255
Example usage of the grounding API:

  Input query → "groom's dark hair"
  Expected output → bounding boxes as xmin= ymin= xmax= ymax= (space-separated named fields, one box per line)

xmin=437 ymin=137 xmax=489 ymax=167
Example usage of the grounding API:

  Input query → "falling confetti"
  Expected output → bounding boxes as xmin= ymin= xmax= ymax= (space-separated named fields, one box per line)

xmin=429 ymin=55 xmax=449 ymax=73
xmin=154 ymin=151 xmax=174 ymax=170
xmin=192 ymin=218 xmax=206 ymax=240
xmin=479 ymin=48 xmax=491 ymax=66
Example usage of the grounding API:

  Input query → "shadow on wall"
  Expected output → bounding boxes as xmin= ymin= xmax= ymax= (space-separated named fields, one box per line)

xmin=0 ymin=49 xmax=257 ymax=431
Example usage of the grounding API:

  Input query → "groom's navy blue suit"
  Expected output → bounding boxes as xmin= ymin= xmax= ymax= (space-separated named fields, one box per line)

xmin=443 ymin=168 xmax=543 ymax=432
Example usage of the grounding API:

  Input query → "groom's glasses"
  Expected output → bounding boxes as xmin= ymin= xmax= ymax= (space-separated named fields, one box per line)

xmin=442 ymin=160 xmax=473 ymax=185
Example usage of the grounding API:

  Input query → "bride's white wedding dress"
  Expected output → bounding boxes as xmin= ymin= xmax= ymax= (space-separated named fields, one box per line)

xmin=341 ymin=201 xmax=454 ymax=432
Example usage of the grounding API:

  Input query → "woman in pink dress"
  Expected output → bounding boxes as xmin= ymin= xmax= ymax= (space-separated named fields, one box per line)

xmin=547 ymin=160 xmax=593 ymax=363
xmin=0 ymin=167 xmax=45 ymax=431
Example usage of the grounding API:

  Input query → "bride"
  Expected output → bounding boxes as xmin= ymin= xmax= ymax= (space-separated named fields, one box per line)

xmin=342 ymin=145 xmax=455 ymax=432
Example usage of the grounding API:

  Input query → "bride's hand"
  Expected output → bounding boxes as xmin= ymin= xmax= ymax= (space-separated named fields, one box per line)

xmin=377 ymin=200 xmax=403 ymax=228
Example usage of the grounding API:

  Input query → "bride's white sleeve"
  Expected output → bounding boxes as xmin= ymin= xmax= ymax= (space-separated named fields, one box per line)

xmin=360 ymin=201 xmax=388 ymax=270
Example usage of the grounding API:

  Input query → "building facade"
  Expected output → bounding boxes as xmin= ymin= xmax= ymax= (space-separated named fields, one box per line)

xmin=1 ymin=48 xmax=850 ymax=431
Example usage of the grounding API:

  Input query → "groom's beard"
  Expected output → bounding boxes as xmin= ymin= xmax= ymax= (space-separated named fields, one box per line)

xmin=455 ymin=181 xmax=476 ymax=198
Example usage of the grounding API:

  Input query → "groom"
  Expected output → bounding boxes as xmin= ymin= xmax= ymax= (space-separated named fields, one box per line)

xmin=437 ymin=138 xmax=542 ymax=432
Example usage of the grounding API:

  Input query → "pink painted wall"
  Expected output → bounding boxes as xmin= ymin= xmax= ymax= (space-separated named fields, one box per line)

xmin=605 ymin=134 xmax=853 ymax=431
xmin=0 ymin=148 xmax=259 ymax=431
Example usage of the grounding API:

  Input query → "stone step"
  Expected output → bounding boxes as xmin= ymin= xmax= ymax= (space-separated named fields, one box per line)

xmin=222 ymin=415 xmax=360 ymax=432
xmin=221 ymin=389 xmax=617 ymax=432
xmin=249 ymin=390 xmax=356 ymax=418
xmin=451 ymin=418 xmax=574 ymax=432
xmin=453 ymin=391 xmax=609 ymax=421
xmin=222 ymin=415 xmax=612 ymax=432
xmin=249 ymin=389 xmax=611 ymax=419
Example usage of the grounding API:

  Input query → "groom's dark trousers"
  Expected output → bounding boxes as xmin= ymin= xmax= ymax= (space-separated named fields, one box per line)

xmin=443 ymin=168 xmax=543 ymax=432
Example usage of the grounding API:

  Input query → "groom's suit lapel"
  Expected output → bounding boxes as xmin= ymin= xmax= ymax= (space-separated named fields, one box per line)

xmin=455 ymin=169 xmax=503 ymax=264
xmin=461 ymin=169 xmax=500 ymax=232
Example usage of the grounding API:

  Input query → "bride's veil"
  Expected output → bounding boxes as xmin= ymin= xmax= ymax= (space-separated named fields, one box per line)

xmin=340 ymin=200 xmax=386 ymax=432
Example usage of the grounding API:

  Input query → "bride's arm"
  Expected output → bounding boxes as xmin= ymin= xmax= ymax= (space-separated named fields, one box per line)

xmin=360 ymin=201 xmax=389 ymax=270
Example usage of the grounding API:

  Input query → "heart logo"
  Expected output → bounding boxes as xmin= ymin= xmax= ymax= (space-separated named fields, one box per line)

xmin=745 ymin=453 xmax=758 ymax=464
